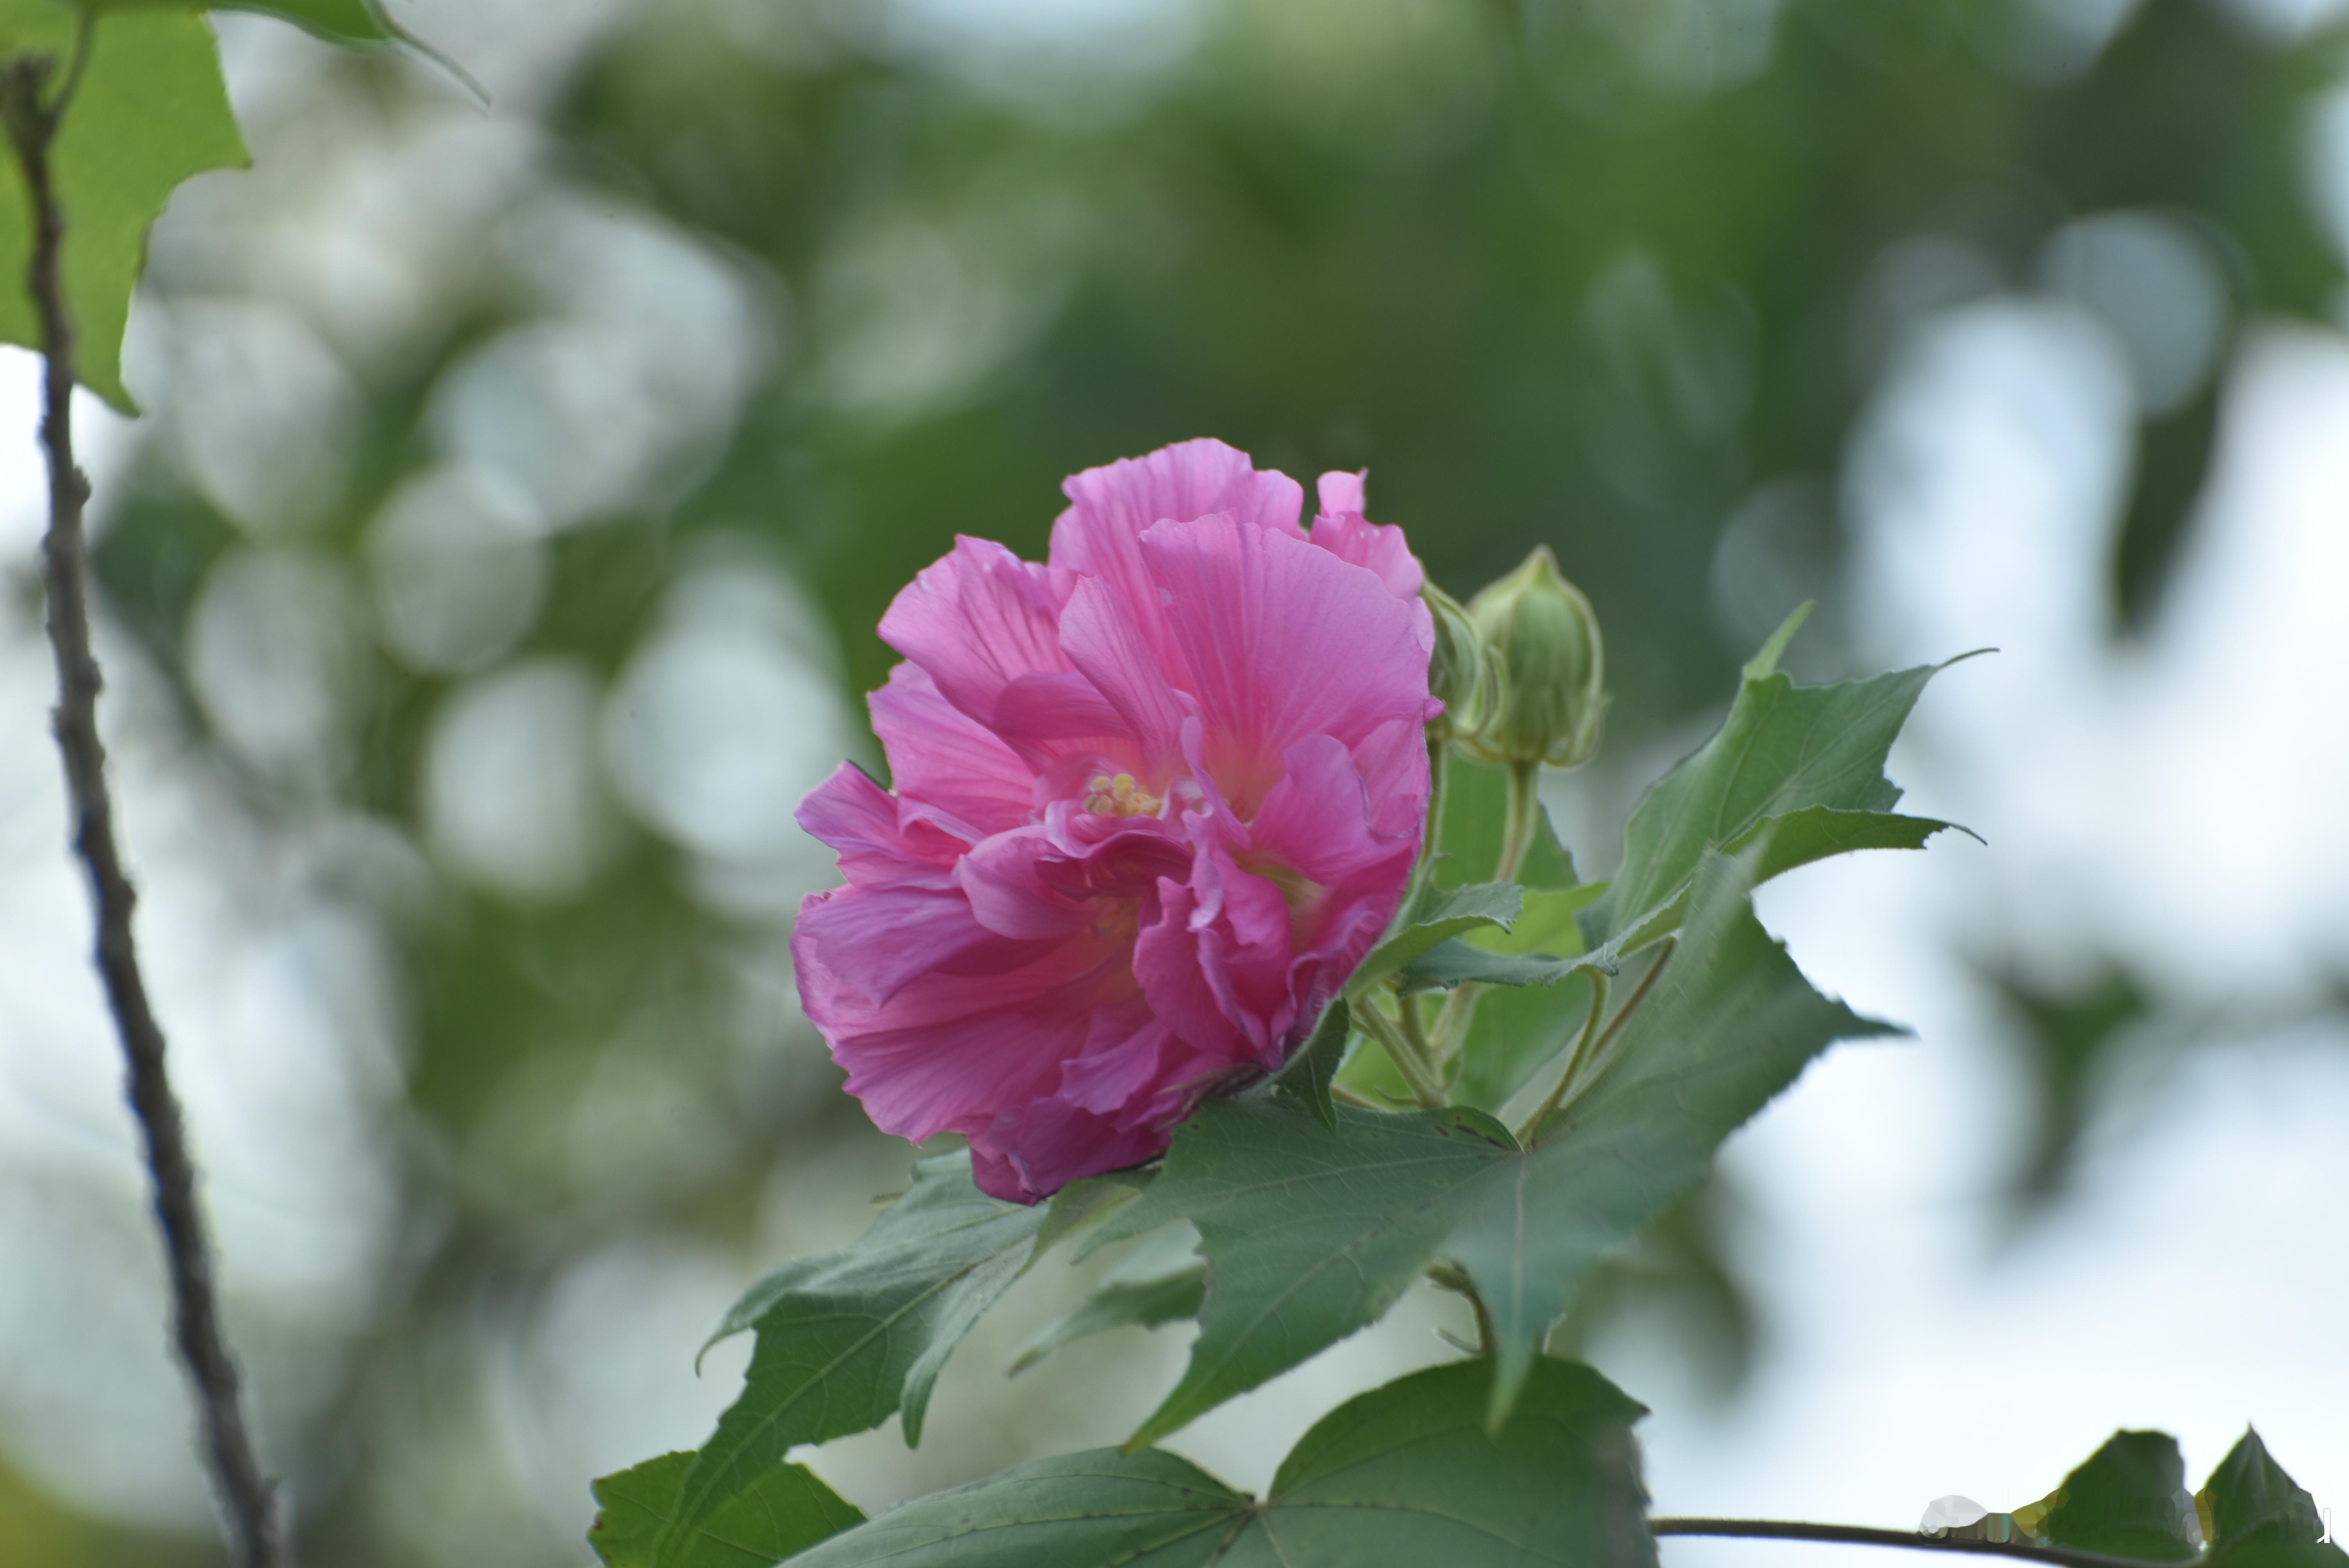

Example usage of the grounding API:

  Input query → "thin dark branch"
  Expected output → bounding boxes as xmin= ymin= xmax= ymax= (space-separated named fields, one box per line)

xmin=3 ymin=44 xmax=282 ymax=1568
xmin=1652 ymin=1518 xmax=2190 ymax=1568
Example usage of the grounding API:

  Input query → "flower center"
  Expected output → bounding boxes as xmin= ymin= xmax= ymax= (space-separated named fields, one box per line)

xmin=1082 ymin=772 xmax=1162 ymax=818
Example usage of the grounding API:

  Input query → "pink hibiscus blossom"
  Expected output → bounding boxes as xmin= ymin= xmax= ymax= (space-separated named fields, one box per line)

xmin=792 ymin=440 xmax=1438 ymax=1202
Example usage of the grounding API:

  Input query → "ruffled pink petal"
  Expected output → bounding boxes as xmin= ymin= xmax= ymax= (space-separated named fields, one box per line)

xmin=795 ymin=762 xmax=960 ymax=887
xmin=806 ymin=927 xmax=1131 ymax=1144
xmin=1138 ymin=515 xmax=1433 ymax=813
xmin=869 ymin=663 xmax=1037 ymax=839
xmin=793 ymin=881 xmax=1012 ymax=1009
xmin=970 ymin=1100 xmax=1171 ymax=1204
xmin=1316 ymin=469 xmax=1366 ymax=517
xmin=1057 ymin=1006 xmax=1180 ymax=1115
xmin=878 ymin=535 xmax=1076 ymax=730
xmin=990 ymin=672 xmax=1137 ymax=752
xmin=1049 ymin=440 xmax=1305 ymax=675
xmin=1247 ymin=732 xmax=1419 ymax=894
xmin=1347 ymin=716 xmax=1435 ymax=840
xmin=1132 ymin=877 xmax=1249 ymax=1061
xmin=957 ymin=831 xmax=1099 ymax=941
xmin=1188 ymin=847 xmax=1299 ymax=1057
xmin=1056 ymin=577 xmax=1192 ymax=770
xmin=1309 ymin=509 xmax=1424 ymax=602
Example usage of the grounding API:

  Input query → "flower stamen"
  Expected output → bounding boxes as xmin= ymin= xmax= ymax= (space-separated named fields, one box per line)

xmin=1083 ymin=772 xmax=1162 ymax=817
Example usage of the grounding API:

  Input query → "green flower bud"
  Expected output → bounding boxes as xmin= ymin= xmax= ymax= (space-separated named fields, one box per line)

xmin=1461 ymin=545 xmax=1606 ymax=768
xmin=1422 ymin=580 xmax=1498 ymax=743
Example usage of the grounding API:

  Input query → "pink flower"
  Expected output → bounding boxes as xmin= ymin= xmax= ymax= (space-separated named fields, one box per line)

xmin=792 ymin=440 xmax=1438 ymax=1202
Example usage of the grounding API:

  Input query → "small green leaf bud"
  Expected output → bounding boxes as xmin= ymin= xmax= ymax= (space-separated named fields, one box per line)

xmin=1422 ymin=580 xmax=1497 ymax=743
xmin=1461 ymin=545 xmax=1606 ymax=768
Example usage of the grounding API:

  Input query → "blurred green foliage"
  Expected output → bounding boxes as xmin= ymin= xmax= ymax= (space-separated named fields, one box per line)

xmin=18 ymin=0 xmax=2345 ymax=1561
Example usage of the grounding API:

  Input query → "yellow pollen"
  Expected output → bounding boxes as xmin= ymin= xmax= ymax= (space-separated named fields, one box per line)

xmin=1083 ymin=772 xmax=1161 ymax=817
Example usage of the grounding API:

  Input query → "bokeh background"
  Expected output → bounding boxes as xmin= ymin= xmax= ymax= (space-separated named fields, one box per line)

xmin=4 ymin=0 xmax=2349 ymax=1561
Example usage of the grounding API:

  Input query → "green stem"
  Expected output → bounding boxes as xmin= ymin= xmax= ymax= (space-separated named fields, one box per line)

xmin=1518 ymin=939 xmax=1674 ymax=1143
xmin=1494 ymin=758 xmax=1540 ymax=882
xmin=1410 ymin=735 xmax=1449 ymax=893
xmin=1426 ymin=1262 xmax=1496 ymax=1355
xmin=1355 ymin=998 xmax=1446 ymax=1109
xmin=1512 ymin=970 xmax=1608 ymax=1142
xmin=1426 ymin=760 xmax=1545 ymax=1065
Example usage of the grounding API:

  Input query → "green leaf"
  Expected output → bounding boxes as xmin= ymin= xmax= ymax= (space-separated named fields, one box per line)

xmin=2200 ymin=1430 xmax=2349 ymax=1568
xmin=0 ymin=2 xmax=248 ymax=412
xmin=79 ymin=0 xmax=396 ymax=44
xmin=1028 ymin=1172 xmax=1147 ymax=1264
xmin=782 ymin=1357 xmax=1654 ymax=1568
xmin=1268 ymin=996 xmax=1351 ymax=1131
xmin=1106 ymin=847 xmax=1891 ymax=1443
xmin=1397 ymin=935 xmax=1611 ymax=994
xmin=589 ymin=1451 xmax=862 ymax=1568
xmin=1444 ymin=847 xmax=1896 ymax=1422
xmin=1094 ymin=1100 xmax=1519 ymax=1449
xmin=1435 ymin=758 xmax=1579 ymax=892
xmin=1011 ymin=1231 xmax=1205 ymax=1375
xmin=673 ymin=1152 xmax=1043 ymax=1566
xmin=1349 ymin=882 xmax=1523 ymax=995
xmin=1591 ymin=611 xmax=1965 ymax=947
xmin=2030 ymin=1431 xmax=2200 ymax=1563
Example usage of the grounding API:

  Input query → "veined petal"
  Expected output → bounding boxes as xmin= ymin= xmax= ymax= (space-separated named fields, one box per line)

xmin=1049 ymin=439 xmax=1305 ymax=673
xmin=795 ymin=761 xmax=959 ymax=887
xmin=868 ymin=663 xmax=1037 ymax=837
xmin=1247 ymin=732 xmax=1420 ymax=893
xmin=957 ymin=831 xmax=1098 ymax=941
xmin=793 ymin=881 xmax=1021 ymax=1011
xmin=1140 ymin=516 xmax=1432 ymax=812
xmin=1349 ymin=715 xmax=1435 ymax=839
xmin=1133 ymin=878 xmax=1249 ymax=1061
xmin=878 ymin=535 xmax=1075 ymax=729
xmin=1310 ymin=509 xmax=1425 ymax=603
xmin=805 ymin=926 xmax=1131 ymax=1145
xmin=1057 ymin=576 xmax=1192 ymax=768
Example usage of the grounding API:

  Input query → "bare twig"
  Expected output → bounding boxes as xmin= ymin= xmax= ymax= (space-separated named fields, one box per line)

xmin=3 ymin=36 xmax=282 ymax=1568
xmin=1652 ymin=1519 xmax=2194 ymax=1568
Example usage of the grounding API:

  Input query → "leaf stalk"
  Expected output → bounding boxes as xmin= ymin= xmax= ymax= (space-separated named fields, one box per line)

xmin=1651 ymin=1519 xmax=2197 ymax=1568
xmin=1354 ymin=996 xmax=1448 ymax=1108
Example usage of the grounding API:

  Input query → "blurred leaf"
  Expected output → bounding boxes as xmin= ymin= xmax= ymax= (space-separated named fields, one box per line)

xmin=588 ymin=1451 xmax=862 ymax=1568
xmin=1268 ymin=996 xmax=1352 ymax=1131
xmin=1349 ymin=883 xmax=1524 ymax=995
xmin=2200 ymin=1430 xmax=2349 ymax=1568
xmin=1098 ymin=848 xmax=1887 ymax=1443
xmin=2115 ymin=387 xmax=2220 ymax=637
xmin=1010 ymin=1261 xmax=1203 ymax=1376
xmin=783 ymin=1357 xmax=1654 ymax=1568
xmin=1591 ymin=611 xmax=1962 ymax=948
xmin=1994 ymin=965 xmax=2151 ymax=1212
xmin=2027 ymin=1431 xmax=2200 ymax=1563
xmin=1435 ymin=757 xmax=1579 ymax=892
xmin=674 ymin=1153 xmax=1043 ymax=1565
xmin=0 ymin=2 xmax=246 ymax=411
